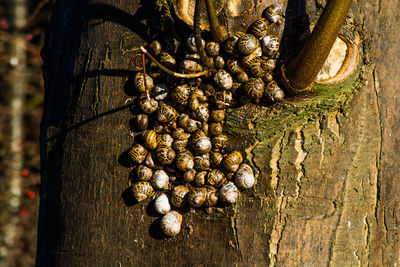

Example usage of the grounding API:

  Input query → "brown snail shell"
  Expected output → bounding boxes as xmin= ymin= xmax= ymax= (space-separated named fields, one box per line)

xmin=180 ymin=59 xmax=203 ymax=74
xmin=152 ymin=84 xmax=169 ymax=101
xmin=236 ymin=71 xmax=249 ymax=83
xmin=213 ymin=91 xmax=233 ymax=109
xmin=205 ymin=42 xmax=220 ymax=57
xmin=210 ymin=109 xmax=225 ymax=122
xmin=194 ymin=153 xmax=210 ymax=171
xmin=264 ymin=4 xmax=284 ymax=24
xmin=188 ymin=96 xmax=200 ymax=111
xmin=224 ymin=32 xmax=245 ymax=56
xmin=213 ymin=69 xmax=233 ymax=91
xmin=192 ymin=104 xmax=209 ymax=122
xmin=191 ymin=88 xmax=207 ymax=102
xmin=187 ymin=35 xmax=205 ymax=53
xmin=261 ymin=58 xmax=276 ymax=72
xmin=139 ymin=97 xmax=158 ymax=114
xmin=148 ymin=40 xmax=162 ymax=56
xmin=142 ymin=130 xmax=157 ymax=150
xmin=210 ymin=151 xmax=224 ymax=168
xmin=134 ymin=114 xmax=148 ymax=131
xmin=234 ymin=163 xmax=255 ymax=190
xmin=177 ymin=113 xmax=190 ymax=128
xmin=129 ymin=144 xmax=148 ymax=164
xmin=159 ymin=51 xmax=176 ymax=69
xmin=209 ymin=122 xmax=223 ymax=136
xmin=250 ymin=65 xmax=266 ymax=78
xmin=204 ymin=186 xmax=218 ymax=207
xmin=261 ymin=35 xmax=280 ymax=57
xmin=172 ymin=138 xmax=189 ymax=152
xmin=244 ymin=78 xmax=265 ymax=103
xmin=265 ymin=81 xmax=285 ymax=102
xmin=157 ymin=103 xmax=178 ymax=124
xmin=151 ymin=170 xmax=170 ymax=190
xmin=251 ymin=18 xmax=269 ymax=39
xmin=160 ymin=211 xmax=182 ymax=237
xmin=175 ymin=150 xmax=195 ymax=171
xmin=135 ymin=72 xmax=154 ymax=94
xmin=154 ymin=193 xmax=171 ymax=215
xmin=192 ymin=137 xmax=212 ymax=155
xmin=227 ymin=58 xmax=243 ymax=74
xmin=238 ymin=34 xmax=259 ymax=56
xmin=136 ymin=164 xmax=153 ymax=181
xmin=194 ymin=171 xmax=207 ymax=187
xmin=156 ymin=146 xmax=176 ymax=165
xmin=183 ymin=169 xmax=196 ymax=183
xmin=263 ymin=72 xmax=274 ymax=83
xmin=222 ymin=151 xmax=243 ymax=173
xmin=172 ymin=84 xmax=191 ymax=103
xmin=211 ymin=134 xmax=228 ymax=151
xmin=219 ymin=182 xmax=239 ymax=205
xmin=185 ymin=119 xmax=201 ymax=133
xmin=157 ymin=134 xmax=174 ymax=148
xmin=171 ymin=185 xmax=190 ymax=208
xmin=131 ymin=181 xmax=154 ymax=202
xmin=188 ymin=187 xmax=207 ymax=208
xmin=214 ymin=56 xmax=225 ymax=69
xmin=207 ymin=169 xmax=226 ymax=188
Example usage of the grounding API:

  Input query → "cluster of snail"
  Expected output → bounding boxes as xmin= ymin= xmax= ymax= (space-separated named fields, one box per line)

xmin=127 ymin=4 xmax=284 ymax=237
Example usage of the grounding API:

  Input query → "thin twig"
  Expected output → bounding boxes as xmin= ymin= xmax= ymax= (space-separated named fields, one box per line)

xmin=141 ymin=52 xmax=150 ymax=100
xmin=140 ymin=46 xmax=209 ymax=78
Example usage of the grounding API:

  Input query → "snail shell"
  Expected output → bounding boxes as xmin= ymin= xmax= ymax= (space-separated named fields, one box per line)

xmin=171 ymin=128 xmax=184 ymax=139
xmin=144 ymin=152 xmax=163 ymax=170
xmin=214 ymin=56 xmax=225 ymax=69
xmin=134 ymin=114 xmax=148 ymax=131
xmin=194 ymin=153 xmax=211 ymax=171
xmin=204 ymin=186 xmax=218 ymax=207
xmin=156 ymin=146 xmax=176 ymax=165
xmin=241 ymin=52 xmax=260 ymax=69
xmin=194 ymin=171 xmax=207 ymax=187
xmin=154 ymin=193 xmax=171 ymax=215
xmin=244 ymin=78 xmax=265 ymax=103
xmin=265 ymin=81 xmax=285 ymax=102
xmin=172 ymin=84 xmax=191 ymax=103
xmin=213 ymin=91 xmax=233 ymax=109
xmin=185 ymin=119 xmax=201 ymax=133
xmin=129 ymin=144 xmax=148 ymax=164
xmin=263 ymin=72 xmax=274 ymax=83
xmin=192 ymin=137 xmax=212 ymax=155
xmin=188 ymin=187 xmax=207 ymax=208
xmin=236 ymin=71 xmax=249 ymax=83
xmin=209 ymin=122 xmax=223 ymax=136
xmin=171 ymin=185 xmax=190 ymax=208
xmin=183 ymin=169 xmax=196 ymax=183
xmin=142 ymin=130 xmax=157 ymax=150
xmin=180 ymin=59 xmax=203 ymax=74
xmin=222 ymin=151 xmax=243 ymax=173
xmin=191 ymin=88 xmax=207 ymax=102
xmin=157 ymin=134 xmax=174 ymax=148
xmin=227 ymin=58 xmax=243 ymax=74
xmin=264 ymin=4 xmax=284 ymax=24
xmin=192 ymin=104 xmax=209 ymax=122
xmin=251 ymin=18 xmax=269 ymax=39
xmin=211 ymin=134 xmax=228 ymax=151
xmin=213 ymin=69 xmax=233 ymax=91
xmin=139 ymin=97 xmax=158 ymax=114
xmin=159 ymin=51 xmax=176 ymax=69
xmin=160 ymin=211 xmax=182 ymax=237
xmin=187 ymin=36 xmax=205 ymax=53
xmin=210 ymin=109 xmax=225 ymax=122
xmin=261 ymin=35 xmax=280 ymax=57
xmin=157 ymin=103 xmax=178 ymax=124
xmin=207 ymin=169 xmax=226 ymax=188
xmin=188 ymin=96 xmax=200 ymax=111
xmin=205 ymin=42 xmax=220 ymax=57
xmin=131 ymin=181 xmax=154 ymax=202
xmin=151 ymin=169 xmax=170 ymax=190
xmin=177 ymin=113 xmax=190 ymax=128
xmin=219 ymin=182 xmax=239 ymax=205
xmin=234 ymin=164 xmax=255 ymax=190
xmin=152 ymin=83 xmax=169 ymax=101
xmin=175 ymin=150 xmax=195 ymax=171
xmin=172 ymin=138 xmax=189 ymax=152
xmin=238 ymin=34 xmax=259 ymax=56
xmin=261 ymin=58 xmax=276 ymax=72
xmin=224 ymin=32 xmax=245 ymax=56
xmin=134 ymin=72 xmax=154 ymax=94
xmin=136 ymin=164 xmax=153 ymax=181
xmin=148 ymin=40 xmax=162 ymax=56
xmin=250 ymin=65 xmax=266 ymax=78
xmin=210 ymin=151 xmax=224 ymax=168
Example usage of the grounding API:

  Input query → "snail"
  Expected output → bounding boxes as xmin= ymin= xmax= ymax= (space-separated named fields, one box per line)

xmin=265 ymin=81 xmax=285 ymax=102
xmin=192 ymin=136 xmax=212 ymax=155
xmin=236 ymin=71 xmax=249 ymax=83
xmin=131 ymin=181 xmax=154 ymax=202
xmin=151 ymin=169 xmax=170 ymax=190
xmin=238 ymin=34 xmax=259 ymax=56
xmin=204 ymin=185 xmax=218 ymax=207
xmin=157 ymin=134 xmax=174 ymax=148
xmin=180 ymin=59 xmax=203 ymax=74
xmin=148 ymin=40 xmax=162 ymax=56
xmin=142 ymin=130 xmax=157 ymax=150
xmin=264 ymin=4 xmax=284 ymax=24
xmin=160 ymin=211 xmax=182 ymax=237
xmin=156 ymin=145 xmax=176 ymax=165
xmin=222 ymin=151 xmax=243 ymax=172
xmin=261 ymin=35 xmax=280 ymax=57
xmin=183 ymin=169 xmax=196 ymax=183
xmin=225 ymin=32 xmax=245 ymax=56
xmin=157 ymin=103 xmax=178 ymax=124
xmin=213 ymin=69 xmax=233 ymax=91
xmin=261 ymin=58 xmax=276 ymax=72
xmin=209 ymin=122 xmax=223 ymax=136
xmin=175 ymin=150 xmax=195 ymax=171
xmin=159 ymin=51 xmax=176 ymax=69
xmin=188 ymin=187 xmax=207 ymax=208
xmin=210 ymin=151 xmax=224 ymax=168
xmin=263 ymin=72 xmax=273 ymax=83
xmin=214 ymin=56 xmax=225 ymax=69
xmin=152 ymin=84 xmax=169 ymax=101
xmin=171 ymin=185 xmax=190 ymax=208
xmin=219 ymin=182 xmax=239 ymax=205
xmin=134 ymin=114 xmax=148 ymax=131
xmin=234 ymin=163 xmax=255 ymax=190
xmin=172 ymin=84 xmax=191 ymax=103
xmin=144 ymin=152 xmax=163 ymax=170
xmin=241 ymin=52 xmax=260 ymax=69
xmin=187 ymin=35 xmax=205 ymax=53
xmin=134 ymin=72 xmax=154 ymax=94
xmin=251 ymin=18 xmax=269 ymax=39
xmin=210 ymin=109 xmax=225 ymax=122
xmin=227 ymin=58 xmax=244 ymax=74
xmin=139 ymin=96 xmax=158 ymax=114
xmin=250 ymin=64 xmax=266 ymax=78
xmin=136 ymin=164 xmax=153 ymax=181
xmin=154 ymin=193 xmax=171 ymax=215
xmin=211 ymin=134 xmax=228 ymax=151
xmin=205 ymin=42 xmax=220 ymax=57
xmin=188 ymin=96 xmax=200 ymax=111
xmin=194 ymin=153 xmax=211 ymax=171
xmin=207 ymin=169 xmax=226 ymax=188
xmin=213 ymin=91 xmax=233 ymax=109
xmin=244 ymin=78 xmax=265 ymax=103
xmin=192 ymin=104 xmax=209 ymax=122
xmin=129 ymin=144 xmax=148 ymax=164
xmin=172 ymin=138 xmax=189 ymax=152
xmin=194 ymin=171 xmax=207 ymax=187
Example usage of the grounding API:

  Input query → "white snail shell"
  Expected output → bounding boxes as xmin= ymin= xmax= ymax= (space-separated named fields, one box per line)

xmin=152 ymin=84 xmax=169 ymax=101
xmin=261 ymin=35 xmax=280 ymax=57
xmin=213 ymin=70 xmax=233 ymax=91
xmin=192 ymin=137 xmax=212 ymax=155
xmin=151 ymin=170 xmax=169 ymax=189
xmin=154 ymin=193 xmax=171 ymax=215
xmin=192 ymin=104 xmax=209 ymax=122
xmin=187 ymin=36 xmax=205 ymax=53
xmin=160 ymin=211 xmax=182 ymax=237
xmin=234 ymin=164 xmax=255 ymax=190
xmin=219 ymin=182 xmax=239 ymax=205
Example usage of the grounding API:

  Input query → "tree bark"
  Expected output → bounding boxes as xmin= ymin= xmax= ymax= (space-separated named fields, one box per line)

xmin=37 ymin=0 xmax=400 ymax=266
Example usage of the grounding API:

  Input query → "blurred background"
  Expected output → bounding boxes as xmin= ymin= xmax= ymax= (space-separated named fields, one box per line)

xmin=0 ymin=0 xmax=53 ymax=265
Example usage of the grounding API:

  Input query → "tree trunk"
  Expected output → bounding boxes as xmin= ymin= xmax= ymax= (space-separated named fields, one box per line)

xmin=37 ymin=0 xmax=400 ymax=266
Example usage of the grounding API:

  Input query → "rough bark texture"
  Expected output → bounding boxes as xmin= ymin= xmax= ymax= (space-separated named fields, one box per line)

xmin=37 ymin=0 xmax=400 ymax=266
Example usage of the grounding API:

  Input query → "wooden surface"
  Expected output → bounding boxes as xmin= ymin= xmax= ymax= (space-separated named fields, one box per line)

xmin=37 ymin=0 xmax=400 ymax=266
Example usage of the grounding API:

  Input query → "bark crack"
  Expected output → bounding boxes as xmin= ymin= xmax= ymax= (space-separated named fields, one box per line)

xmin=294 ymin=127 xmax=307 ymax=200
